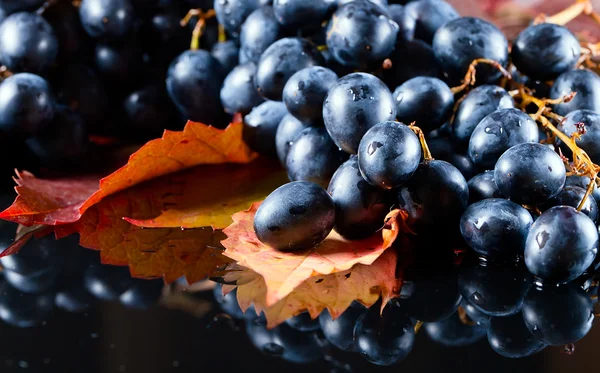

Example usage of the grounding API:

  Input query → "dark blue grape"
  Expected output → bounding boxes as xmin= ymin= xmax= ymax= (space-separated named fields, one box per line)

xmin=512 ymin=23 xmax=580 ymax=81
xmin=452 ymin=85 xmax=514 ymax=145
xmin=460 ymin=198 xmax=533 ymax=258
xmin=425 ymin=311 xmax=486 ymax=347
xmin=0 ymin=281 xmax=53 ymax=328
xmin=467 ymin=171 xmax=503 ymax=203
xmin=123 ymin=85 xmax=177 ymax=137
xmin=388 ymin=4 xmax=413 ymax=42
xmin=326 ymin=0 xmax=398 ymax=67
xmin=0 ymin=0 xmax=45 ymax=13
xmin=461 ymin=300 xmax=491 ymax=328
xmin=273 ymin=0 xmax=335 ymax=28
xmin=213 ymin=283 xmax=245 ymax=319
xmin=494 ymin=143 xmax=566 ymax=205
xmin=426 ymin=136 xmax=475 ymax=179
xmin=397 ymin=160 xmax=469 ymax=226
xmin=323 ymin=73 xmax=396 ymax=154
xmin=0 ymin=237 xmax=59 ymax=276
xmin=83 ymin=264 xmax=134 ymax=301
xmin=79 ymin=0 xmax=135 ymax=39
xmin=381 ymin=39 xmax=443 ymax=89
xmin=239 ymin=6 xmax=282 ymax=64
xmin=166 ymin=50 xmax=223 ymax=124
xmin=327 ymin=157 xmax=391 ymax=239
xmin=357 ymin=121 xmax=421 ymax=189
xmin=459 ymin=260 xmax=531 ymax=317
xmin=319 ymin=304 xmax=366 ymax=351
xmin=211 ymin=41 xmax=239 ymax=75
xmin=525 ymin=206 xmax=598 ymax=284
xmin=402 ymin=0 xmax=458 ymax=44
xmin=0 ymin=73 xmax=55 ymax=137
xmin=4 ymin=268 xmax=60 ymax=294
xmin=285 ymin=312 xmax=320 ymax=332
xmin=487 ymin=314 xmax=546 ymax=358
xmin=432 ymin=17 xmax=509 ymax=85
xmin=468 ymin=108 xmax=539 ymax=170
xmin=565 ymin=174 xmax=600 ymax=203
xmin=141 ymin=11 xmax=189 ymax=70
xmin=220 ymin=62 xmax=264 ymax=115
xmin=119 ymin=278 xmax=164 ymax=309
xmin=94 ymin=37 xmax=143 ymax=81
xmin=354 ymin=304 xmax=414 ymax=366
xmin=282 ymin=66 xmax=338 ymax=126
xmin=0 ymin=12 xmax=58 ymax=74
xmin=275 ymin=114 xmax=310 ymax=165
xmin=55 ymin=284 xmax=96 ymax=313
xmin=286 ymin=127 xmax=348 ymax=188
xmin=541 ymin=186 xmax=598 ymax=223
xmin=550 ymin=69 xmax=600 ymax=115
xmin=393 ymin=77 xmax=453 ymax=132
xmin=523 ymin=283 xmax=594 ymax=345
xmin=214 ymin=0 xmax=262 ymax=37
xmin=558 ymin=109 xmax=600 ymax=163
xmin=255 ymin=37 xmax=324 ymax=101
xmin=43 ymin=2 xmax=91 ymax=62
xmin=254 ymin=181 xmax=335 ymax=251
xmin=243 ymin=100 xmax=287 ymax=157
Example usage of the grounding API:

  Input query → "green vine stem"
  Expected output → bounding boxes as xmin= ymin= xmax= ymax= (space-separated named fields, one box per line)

xmin=181 ymin=9 xmax=217 ymax=51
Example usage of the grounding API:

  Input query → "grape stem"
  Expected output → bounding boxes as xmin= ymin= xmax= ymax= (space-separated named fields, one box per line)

xmin=0 ymin=66 xmax=12 ymax=81
xmin=408 ymin=124 xmax=433 ymax=161
xmin=450 ymin=58 xmax=512 ymax=94
xmin=457 ymin=306 xmax=476 ymax=326
xmin=181 ymin=9 xmax=217 ymax=51
xmin=413 ymin=320 xmax=424 ymax=334
xmin=534 ymin=0 xmax=600 ymax=25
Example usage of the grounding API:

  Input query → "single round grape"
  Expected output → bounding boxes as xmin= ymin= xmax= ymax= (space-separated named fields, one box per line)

xmin=460 ymin=198 xmax=533 ymax=258
xmin=512 ymin=23 xmax=580 ymax=81
xmin=285 ymin=312 xmax=321 ymax=332
xmin=541 ymin=186 xmax=598 ymax=223
xmin=4 ymin=267 xmax=60 ymax=294
xmin=425 ymin=312 xmax=487 ymax=347
xmin=558 ymin=109 xmax=600 ymax=163
xmin=523 ymin=283 xmax=594 ymax=346
xmin=357 ymin=121 xmax=421 ymax=189
xmin=525 ymin=206 xmax=598 ymax=284
xmin=326 ymin=0 xmax=398 ymax=67
xmin=467 ymin=171 xmax=503 ymax=203
xmin=166 ymin=49 xmax=223 ymax=124
xmin=123 ymin=85 xmax=177 ymax=136
xmin=393 ymin=77 xmax=453 ymax=132
xmin=0 ymin=281 xmax=53 ymax=328
xmin=83 ymin=264 xmax=134 ymax=301
xmin=402 ymin=0 xmax=458 ymax=44
xmin=286 ymin=127 xmax=348 ymax=188
xmin=220 ymin=62 xmax=264 ymax=115
xmin=282 ymin=66 xmax=338 ymax=126
xmin=550 ymin=69 xmax=600 ymax=115
xmin=55 ymin=284 xmax=96 ymax=313
xmin=275 ymin=114 xmax=310 ymax=165
xmin=243 ymin=100 xmax=288 ymax=157
xmin=0 ymin=12 xmax=58 ymax=74
xmin=0 ymin=237 xmax=59 ymax=276
xmin=94 ymin=37 xmax=143 ymax=81
xmin=79 ymin=0 xmax=135 ymax=39
xmin=273 ymin=0 xmax=335 ymax=28
xmin=488 ymin=314 xmax=546 ymax=358
xmin=119 ymin=278 xmax=164 ymax=310
xmin=494 ymin=143 xmax=566 ymax=205
xmin=254 ymin=181 xmax=335 ymax=251
xmin=432 ymin=17 xmax=509 ymax=85
xmin=0 ymin=73 xmax=55 ymax=137
xmin=214 ymin=0 xmax=262 ymax=37
xmin=323 ymin=73 xmax=396 ymax=154
xmin=211 ymin=41 xmax=239 ymax=75
xmin=319 ymin=304 xmax=365 ymax=351
xmin=381 ymin=39 xmax=443 ymax=89
xmin=397 ymin=160 xmax=469 ymax=226
xmin=239 ymin=6 xmax=282 ymax=63
xmin=452 ymin=85 xmax=514 ymax=145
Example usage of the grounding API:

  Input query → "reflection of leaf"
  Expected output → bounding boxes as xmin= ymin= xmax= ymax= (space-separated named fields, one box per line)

xmin=228 ymin=249 xmax=401 ymax=329
xmin=221 ymin=203 xmax=402 ymax=307
xmin=0 ymin=119 xmax=257 ymax=226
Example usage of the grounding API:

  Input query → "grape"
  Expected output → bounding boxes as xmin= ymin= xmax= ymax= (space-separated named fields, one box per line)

xmin=461 ymin=300 xmax=491 ymax=328
xmin=0 ymin=73 xmax=55 ymax=137
xmin=494 ymin=143 xmax=566 ymax=205
xmin=0 ymin=281 xmax=53 ymax=328
xmin=323 ymin=73 xmax=396 ymax=154
xmin=558 ymin=109 xmax=600 ymax=163
xmin=4 ymin=268 xmax=60 ymax=294
xmin=402 ymin=0 xmax=458 ymax=44
xmin=119 ymin=278 xmax=164 ymax=309
xmin=275 ymin=114 xmax=310 ymax=165
xmin=220 ymin=62 xmax=264 ymax=116
xmin=282 ymin=66 xmax=338 ymax=126
xmin=211 ymin=41 xmax=239 ymax=75
xmin=95 ymin=37 xmax=143 ymax=81
xmin=393 ymin=77 xmax=453 ymax=132
xmin=318 ymin=304 xmax=365 ymax=351
xmin=432 ymin=17 xmax=508 ymax=85
xmin=467 ymin=171 xmax=503 ymax=203
xmin=459 ymin=259 xmax=531 ymax=317
xmin=253 ymin=181 xmax=335 ymax=251
xmin=273 ymin=0 xmax=336 ymax=28
xmin=460 ymin=198 xmax=533 ymax=258
xmin=424 ymin=312 xmax=486 ymax=347
xmin=243 ymin=100 xmax=287 ymax=157
xmin=426 ymin=136 xmax=476 ymax=179
xmin=142 ymin=12 xmax=189 ymax=70
xmin=213 ymin=284 xmax=245 ymax=319
xmin=524 ymin=206 xmax=598 ymax=284
xmin=487 ymin=314 xmax=546 ymax=358
xmin=381 ymin=39 xmax=442 ymax=89
xmin=286 ymin=127 xmax=348 ymax=188
xmin=452 ymin=85 xmax=514 ymax=145
xmin=239 ymin=6 xmax=282 ymax=64
xmin=326 ymin=0 xmax=398 ymax=67
xmin=388 ymin=4 xmax=412 ymax=42
xmin=55 ymin=284 xmax=96 ymax=313
xmin=43 ymin=3 xmax=91 ymax=63
xmin=550 ymin=69 xmax=600 ymax=115
xmin=523 ymin=283 xmax=594 ymax=345
xmin=166 ymin=50 xmax=223 ymax=124
xmin=565 ymin=175 xmax=600 ymax=203
xmin=285 ymin=312 xmax=320 ymax=332
xmin=0 ymin=0 xmax=45 ymax=13
xmin=541 ymin=186 xmax=598 ymax=223
xmin=511 ymin=24 xmax=580 ymax=81
xmin=357 ymin=121 xmax=421 ymax=189
xmin=0 ymin=238 xmax=59 ymax=276
xmin=83 ymin=264 xmax=134 ymax=301
xmin=0 ymin=12 xmax=58 ymax=74
xmin=214 ymin=0 xmax=262 ymax=37
xmin=123 ymin=85 xmax=177 ymax=137
xmin=468 ymin=108 xmax=539 ymax=170
xmin=354 ymin=305 xmax=414 ymax=366
xmin=79 ymin=0 xmax=135 ymax=39
xmin=397 ymin=160 xmax=469 ymax=226
xmin=327 ymin=157 xmax=391 ymax=239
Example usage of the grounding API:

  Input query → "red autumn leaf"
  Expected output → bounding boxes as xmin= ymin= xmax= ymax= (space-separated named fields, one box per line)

xmin=221 ymin=203 xmax=402 ymax=307
xmin=0 ymin=118 xmax=257 ymax=226
xmin=227 ymin=249 xmax=401 ymax=329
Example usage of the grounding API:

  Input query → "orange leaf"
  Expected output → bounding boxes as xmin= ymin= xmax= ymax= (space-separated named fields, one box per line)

xmin=230 ymin=249 xmax=401 ymax=329
xmin=221 ymin=203 xmax=401 ymax=307
xmin=0 ymin=119 xmax=257 ymax=226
